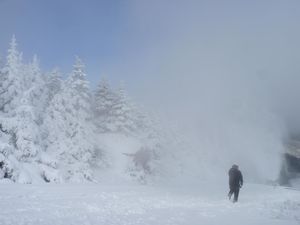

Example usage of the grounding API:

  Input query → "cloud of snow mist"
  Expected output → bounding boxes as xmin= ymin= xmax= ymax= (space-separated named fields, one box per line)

xmin=122 ymin=0 xmax=300 ymax=182
xmin=150 ymin=51 xmax=285 ymax=183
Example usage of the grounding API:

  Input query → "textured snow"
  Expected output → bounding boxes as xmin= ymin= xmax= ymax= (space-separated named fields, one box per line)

xmin=0 ymin=183 xmax=299 ymax=225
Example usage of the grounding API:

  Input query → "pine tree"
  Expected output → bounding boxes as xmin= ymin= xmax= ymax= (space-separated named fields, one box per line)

xmin=0 ymin=38 xmax=46 ymax=165
xmin=12 ymin=55 xmax=45 ymax=160
xmin=23 ymin=55 xmax=48 ymax=124
xmin=0 ymin=35 xmax=23 ymax=113
xmin=111 ymin=84 xmax=138 ymax=133
xmin=44 ymin=57 xmax=96 ymax=181
xmin=46 ymin=68 xmax=62 ymax=101
xmin=93 ymin=78 xmax=117 ymax=132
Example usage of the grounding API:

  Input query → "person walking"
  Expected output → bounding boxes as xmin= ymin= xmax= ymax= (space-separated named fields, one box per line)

xmin=228 ymin=164 xmax=243 ymax=203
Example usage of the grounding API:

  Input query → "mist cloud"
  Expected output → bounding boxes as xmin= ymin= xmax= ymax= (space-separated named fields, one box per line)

xmin=119 ymin=0 xmax=300 ymax=181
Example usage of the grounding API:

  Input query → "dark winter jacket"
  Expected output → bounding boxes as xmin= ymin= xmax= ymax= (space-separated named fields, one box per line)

xmin=228 ymin=167 xmax=243 ymax=188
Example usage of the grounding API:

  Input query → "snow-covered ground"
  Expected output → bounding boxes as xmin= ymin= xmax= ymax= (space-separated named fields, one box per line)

xmin=0 ymin=182 xmax=299 ymax=225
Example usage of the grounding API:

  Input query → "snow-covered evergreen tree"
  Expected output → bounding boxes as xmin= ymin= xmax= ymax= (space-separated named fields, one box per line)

xmin=23 ymin=55 xmax=48 ymax=124
xmin=0 ymin=37 xmax=53 ymax=183
xmin=94 ymin=81 xmax=139 ymax=134
xmin=44 ymin=57 xmax=96 ymax=182
xmin=93 ymin=78 xmax=117 ymax=132
xmin=111 ymin=84 xmax=138 ymax=133
xmin=0 ymin=35 xmax=23 ymax=113
xmin=46 ymin=68 xmax=62 ymax=102
xmin=0 ymin=37 xmax=43 ymax=160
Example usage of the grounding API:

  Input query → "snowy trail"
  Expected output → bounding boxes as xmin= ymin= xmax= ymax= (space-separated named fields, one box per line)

xmin=0 ymin=183 xmax=299 ymax=225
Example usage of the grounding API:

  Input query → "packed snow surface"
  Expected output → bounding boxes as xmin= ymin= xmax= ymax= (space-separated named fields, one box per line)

xmin=0 ymin=182 xmax=299 ymax=225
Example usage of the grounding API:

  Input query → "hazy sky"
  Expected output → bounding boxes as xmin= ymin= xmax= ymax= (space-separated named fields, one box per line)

xmin=1 ymin=0 xmax=300 ymax=137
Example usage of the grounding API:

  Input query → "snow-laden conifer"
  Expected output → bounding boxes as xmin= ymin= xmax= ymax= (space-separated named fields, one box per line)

xmin=111 ymin=84 xmax=138 ymax=133
xmin=46 ymin=68 xmax=62 ymax=102
xmin=0 ymin=35 xmax=23 ymax=113
xmin=93 ymin=78 xmax=117 ymax=132
xmin=44 ymin=57 xmax=96 ymax=181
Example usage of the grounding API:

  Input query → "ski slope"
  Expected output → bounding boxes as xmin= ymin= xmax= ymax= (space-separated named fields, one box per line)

xmin=0 ymin=182 xmax=299 ymax=225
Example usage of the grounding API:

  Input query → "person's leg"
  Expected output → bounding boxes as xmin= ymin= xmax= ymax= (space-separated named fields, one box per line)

xmin=233 ymin=188 xmax=240 ymax=202
xmin=228 ymin=188 xmax=234 ymax=200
